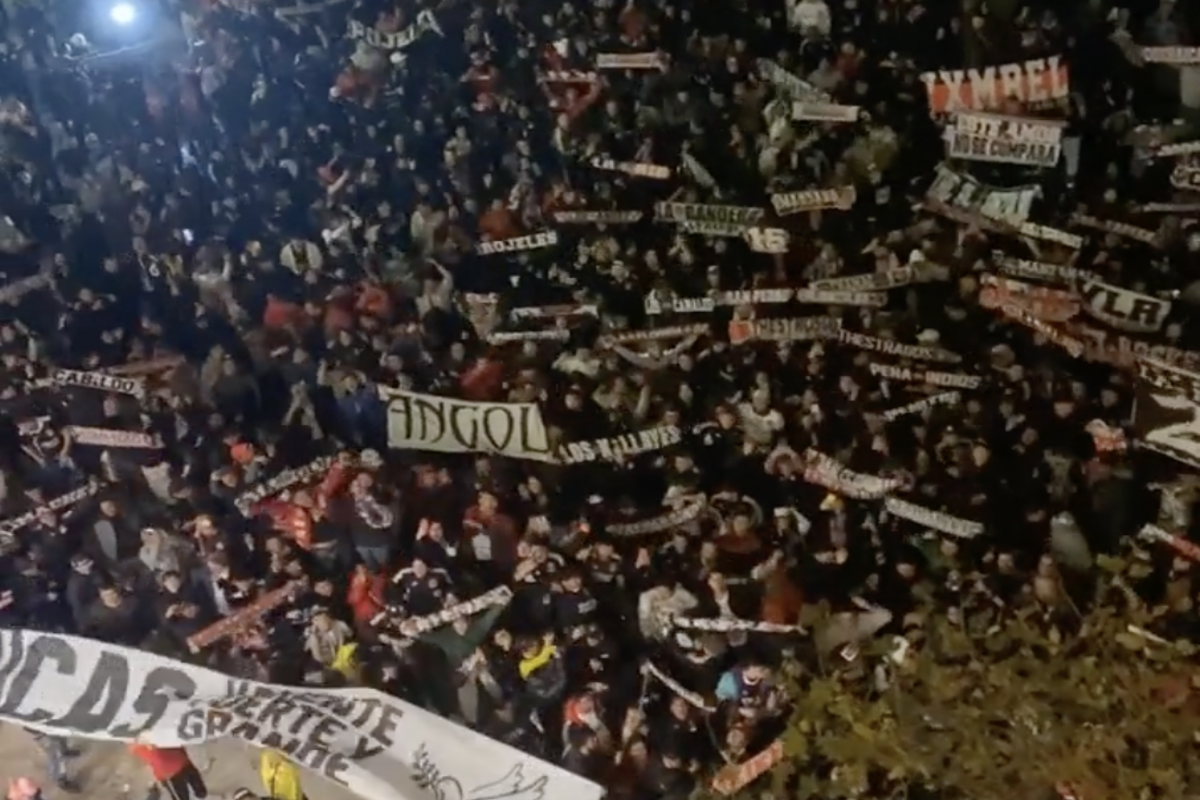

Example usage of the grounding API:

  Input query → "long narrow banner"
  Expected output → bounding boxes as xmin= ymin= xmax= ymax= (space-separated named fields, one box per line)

xmin=643 ymin=662 xmax=714 ymax=713
xmin=486 ymin=330 xmax=569 ymax=344
xmin=0 ymin=482 xmax=99 ymax=538
xmin=188 ymin=583 xmax=298 ymax=652
xmin=1068 ymin=323 xmax=1200 ymax=372
xmin=382 ymin=587 xmax=512 ymax=638
xmin=1141 ymin=47 xmax=1200 ymax=65
xmin=1070 ymin=214 xmax=1160 ymax=247
xmin=993 ymin=255 xmax=1085 ymax=285
xmin=655 ymin=202 xmax=764 ymax=227
xmin=608 ymin=496 xmax=707 ymax=537
xmin=770 ymin=187 xmax=855 ymax=216
xmin=791 ymin=102 xmax=860 ymax=122
xmin=552 ymin=210 xmax=643 ymax=224
xmin=1139 ymin=524 xmax=1200 ymax=563
xmin=728 ymin=317 xmax=841 ymax=344
xmin=868 ymin=363 xmax=983 ymax=389
xmin=920 ymin=56 xmax=1070 ymax=112
xmin=989 ymin=301 xmax=1086 ymax=357
xmin=1079 ymin=278 xmax=1170 ymax=333
xmin=235 ymin=456 xmax=336 ymax=515
xmin=665 ymin=616 xmax=803 ymax=635
xmin=380 ymin=388 xmax=554 ymax=462
xmin=589 ymin=156 xmax=671 ymax=179
xmin=596 ymin=52 xmax=665 ymax=70
xmin=53 ymin=369 xmax=145 ymax=400
xmin=881 ymin=391 xmax=962 ymax=422
xmin=600 ymin=325 xmax=708 ymax=345
xmin=476 ymin=231 xmax=558 ymax=255
xmin=802 ymin=450 xmax=907 ymax=500
xmin=347 ymin=10 xmax=440 ymax=51
xmin=558 ymin=426 xmax=683 ymax=464
xmin=839 ymin=329 xmax=962 ymax=363
xmin=0 ymin=271 xmax=51 ymax=304
xmin=979 ymin=274 xmax=1079 ymax=322
xmin=945 ymin=111 xmax=1063 ymax=167
xmin=811 ymin=263 xmax=950 ymax=292
xmin=66 ymin=427 xmax=162 ymax=448
xmin=0 ymin=629 xmax=604 ymax=800
xmin=711 ymin=741 xmax=784 ymax=795
xmin=883 ymin=497 xmax=982 ymax=538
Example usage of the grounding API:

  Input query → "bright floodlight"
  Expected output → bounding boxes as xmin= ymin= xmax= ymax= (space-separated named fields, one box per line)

xmin=110 ymin=3 xmax=136 ymax=24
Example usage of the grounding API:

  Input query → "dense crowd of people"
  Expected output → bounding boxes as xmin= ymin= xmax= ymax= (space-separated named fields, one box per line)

xmin=1 ymin=0 xmax=1200 ymax=796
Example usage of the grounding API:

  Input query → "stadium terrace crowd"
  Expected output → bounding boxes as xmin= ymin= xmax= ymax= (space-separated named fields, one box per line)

xmin=3 ymin=0 xmax=1200 ymax=795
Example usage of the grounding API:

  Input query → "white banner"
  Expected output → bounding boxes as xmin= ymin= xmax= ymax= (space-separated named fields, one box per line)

xmin=0 ymin=482 xmax=99 ymax=538
xmin=235 ymin=456 xmax=336 ymax=515
xmin=53 ymin=369 xmax=145 ymax=400
xmin=0 ymin=628 xmax=602 ymax=800
xmin=347 ymin=10 xmax=440 ymax=51
xmin=1079 ymin=278 xmax=1171 ymax=333
xmin=67 ymin=426 xmax=163 ymax=449
xmin=476 ymin=231 xmax=558 ymax=256
xmin=810 ymin=263 xmax=949 ymax=291
xmin=1142 ymin=47 xmax=1200 ymax=64
xmin=770 ymin=187 xmax=855 ymax=216
xmin=596 ymin=52 xmax=665 ymax=70
xmin=926 ymin=163 xmax=1039 ymax=225
xmin=589 ymin=157 xmax=671 ymax=180
xmin=654 ymin=202 xmax=764 ymax=227
xmin=791 ymin=102 xmax=860 ymax=122
xmin=1069 ymin=214 xmax=1160 ymax=247
xmin=552 ymin=210 xmax=643 ymax=224
xmin=381 ymin=389 xmax=554 ymax=462
xmin=945 ymin=111 xmax=1063 ymax=167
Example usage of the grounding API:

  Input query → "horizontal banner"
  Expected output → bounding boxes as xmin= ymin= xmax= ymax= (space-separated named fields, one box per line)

xmin=381 ymin=389 xmax=554 ymax=462
xmin=1142 ymin=47 xmax=1200 ymax=64
xmin=868 ymin=362 xmax=983 ymax=389
xmin=0 ymin=628 xmax=602 ymax=800
xmin=551 ymin=210 xmax=643 ymax=224
xmin=839 ymin=329 xmax=962 ymax=363
xmin=881 ymin=391 xmax=962 ymax=422
xmin=1069 ymin=214 xmax=1160 ymax=247
xmin=979 ymin=274 xmax=1079 ymax=322
xmin=920 ymin=56 xmax=1069 ymax=112
xmin=655 ymin=202 xmax=764 ymax=227
xmin=589 ymin=156 xmax=671 ymax=179
xmin=67 ymin=427 xmax=163 ymax=449
xmin=883 ymin=496 xmax=983 ymax=538
xmin=596 ymin=52 xmax=665 ymax=70
xmin=476 ymin=231 xmax=558 ymax=255
xmin=770 ymin=186 xmax=856 ymax=215
xmin=347 ymin=10 xmax=439 ymax=51
xmin=728 ymin=317 xmax=841 ymax=344
xmin=945 ymin=111 xmax=1063 ymax=167
xmin=811 ymin=262 xmax=950 ymax=291
xmin=558 ymin=426 xmax=682 ymax=464
xmin=235 ymin=456 xmax=335 ymax=515
xmin=52 ymin=369 xmax=146 ymax=400
xmin=791 ymin=102 xmax=860 ymax=122
xmin=1079 ymin=278 xmax=1170 ymax=333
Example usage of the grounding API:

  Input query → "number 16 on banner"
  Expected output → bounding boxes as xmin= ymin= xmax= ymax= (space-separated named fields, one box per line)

xmin=744 ymin=227 xmax=789 ymax=254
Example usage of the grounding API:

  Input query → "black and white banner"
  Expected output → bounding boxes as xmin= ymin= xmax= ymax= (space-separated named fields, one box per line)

xmin=596 ymin=52 xmax=666 ymax=70
xmin=883 ymin=497 xmax=983 ymax=538
xmin=347 ymin=10 xmax=440 ymax=53
xmin=790 ymin=102 xmax=860 ymax=122
xmin=993 ymin=255 xmax=1085 ymax=285
xmin=794 ymin=289 xmax=886 ymax=307
xmin=1141 ymin=47 xmax=1200 ymax=65
xmin=53 ymin=369 xmax=145 ymax=400
xmin=67 ymin=427 xmax=163 ymax=449
xmin=840 ymin=330 xmax=962 ymax=363
xmin=235 ymin=456 xmax=336 ymax=515
xmin=380 ymin=388 xmax=555 ymax=462
xmin=868 ymin=363 xmax=983 ymax=389
xmin=655 ymin=202 xmax=764 ymax=227
xmin=1171 ymin=159 xmax=1200 ymax=192
xmin=728 ymin=317 xmax=842 ymax=344
xmin=0 ymin=482 xmax=99 ymax=538
xmin=486 ymin=330 xmax=569 ymax=344
xmin=926 ymin=164 xmax=1040 ymax=225
xmin=756 ymin=59 xmax=830 ymax=101
xmin=881 ymin=391 xmax=962 ymax=422
xmin=0 ymin=628 xmax=601 ymax=800
xmin=552 ymin=210 xmax=643 ymax=224
xmin=945 ymin=111 xmax=1063 ymax=167
xmin=558 ymin=426 xmax=683 ymax=464
xmin=1135 ymin=359 xmax=1200 ymax=470
xmin=1079 ymin=278 xmax=1171 ymax=333
xmin=589 ymin=157 xmax=671 ymax=180
xmin=608 ymin=496 xmax=707 ymax=537
xmin=1070 ymin=214 xmax=1161 ymax=247
xmin=810 ymin=263 xmax=950 ymax=292
xmin=770 ymin=187 xmax=856 ymax=216
xmin=476 ymin=231 xmax=558 ymax=255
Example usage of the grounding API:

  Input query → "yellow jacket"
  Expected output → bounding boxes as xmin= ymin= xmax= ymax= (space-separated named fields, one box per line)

xmin=260 ymin=750 xmax=304 ymax=800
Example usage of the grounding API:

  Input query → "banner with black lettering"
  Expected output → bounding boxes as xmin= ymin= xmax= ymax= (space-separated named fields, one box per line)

xmin=945 ymin=111 xmax=1063 ymax=167
xmin=770 ymin=187 xmax=855 ymax=216
xmin=1135 ymin=359 xmax=1200 ymax=470
xmin=380 ymin=389 xmax=554 ymax=462
xmin=1079 ymin=278 xmax=1171 ymax=333
xmin=0 ymin=628 xmax=603 ymax=800
xmin=476 ymin=231 xmax=558 ymax=256
xmin=810 ymin=263 xmax=949 ymax=292
xmin=926 ymin=164 xmax=1040 ymax=225
xmin=655 ymin=202 xmax=764 ymax=227
xmin=589 ymin=157 xmax=671 ymax=180
xmin=53 ymin=369 xmax=145 ymax=400
xmin=1069 ymin=214 xmax=1161 ymax=247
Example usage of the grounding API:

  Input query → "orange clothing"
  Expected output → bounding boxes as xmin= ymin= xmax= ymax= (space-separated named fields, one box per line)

xmin=263 ymin=296 xmax=306 ymax=330
xmin=129 ymin=745 xmax=192 ymax=781
xmin=317 ymin=462 xmax=354 ymax=505
xmin=256 ymin=499 xmax=314 ymax=550
xmin=479 ymin=205 xmax=517 ymax=240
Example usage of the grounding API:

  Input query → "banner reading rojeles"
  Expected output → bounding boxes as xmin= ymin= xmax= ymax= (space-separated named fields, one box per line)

xmin=380 ymin=388 xmax=555 ymax=461
xmin=0 ymin=629 xmax=602 ymax=800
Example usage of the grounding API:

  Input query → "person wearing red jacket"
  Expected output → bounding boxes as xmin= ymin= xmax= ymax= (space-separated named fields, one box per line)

xmin=128 ymin=744 xmax=208 ymax=800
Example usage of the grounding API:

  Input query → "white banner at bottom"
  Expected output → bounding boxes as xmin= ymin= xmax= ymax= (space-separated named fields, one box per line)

xmin=0 ymin=629 xmax=602 ymax=800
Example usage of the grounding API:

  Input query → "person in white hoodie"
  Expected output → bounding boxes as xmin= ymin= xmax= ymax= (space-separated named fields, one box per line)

xmin=788 ymin=0 xmax=832 ymax=38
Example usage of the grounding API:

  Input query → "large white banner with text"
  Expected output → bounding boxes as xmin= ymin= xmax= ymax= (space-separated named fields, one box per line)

xmin=380 ymin=388 xmax=555 ymax=461
xmin=0 ymin=629 xmax=602 ymax=800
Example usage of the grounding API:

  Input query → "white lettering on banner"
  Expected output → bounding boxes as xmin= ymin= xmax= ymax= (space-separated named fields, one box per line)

xmin=588 ymin=157 xmax=671 ymax=180
xmin=744 ymin=227 xmax=790 ymax=253
xmin=53 ymin=369 xmax=146 ymax=400
xmin=1135 ymin=359 xmax=1200 ymax=470
xmin=0 ymin=482 xmax=99 ymax=539
xmin=558 ymin=426 xmax=683 ymax=464
xmin=596 ymin=52 xmax=665 ymax=70
xmin=728 ymin=317 xmax=842 ymax=344
xmin=476 ymin=231 xmax=559 ymax=256
xmin=868 ymin=363 xmax=983 ymax=389
xmin=811 ymin=263 xmax=950 ymax=292
xmin=235 ymin=457 xmax=337 ymax=515
xmin=881 ymin=391 xmax=962 ymax=422
xmin=919 ymin=56 xmax=1070 ymax=112
xmin=65 ymin=427 xmax=163 ymax=449
xmin=380 ymin=388 xmax=554 ymax=462
xmin=993 ymin=254 xmax=1084 ymax=285
xmin=926 ymin=164 xmax=1039 ymax=225
xmin=1079 ymin=279 xmax=1171 ymax=333
xmin=0 ymin=629 xmax=602 ymax=800
xmin=509 ymin=304 xmax=598 ymax=322
xmin=346 ymin=11 xmax=440 ymax=51
xmin=654 ymin=202 xmax=764 ymax=227
xmin=790 ymin=102 xmax=861 ymax=122
xmin=486 ymin=330 xmax=569 ymax=344
xmin=770 ymin=187 xmax=856 ymax=216
xmin=839 ymin=330 xmax=962 ymax=363
xmin=679 ymin=221 xmax=749 ymax=238
xmin=1142 ymin=47 xmax=1200 ymax=64
xmin=946 ymin=111 xmax=1063 ymax=167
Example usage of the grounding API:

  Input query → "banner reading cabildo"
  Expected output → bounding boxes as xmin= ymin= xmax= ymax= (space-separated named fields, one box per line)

xmin=0 ymin=629 xmax=603 ymax=800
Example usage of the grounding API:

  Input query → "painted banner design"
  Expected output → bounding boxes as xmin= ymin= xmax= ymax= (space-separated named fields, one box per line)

xmin=920 ymin=56 xmax=1070 ymax=112
xmin=380 ymin=389 xmax=554 ymax=462
xmin=0 ymin=628 xmax=603 ymax=800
